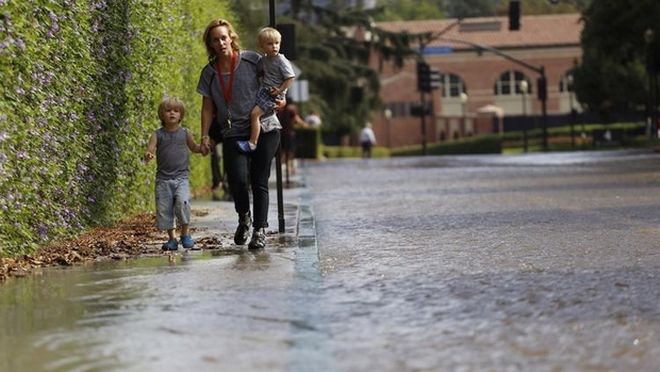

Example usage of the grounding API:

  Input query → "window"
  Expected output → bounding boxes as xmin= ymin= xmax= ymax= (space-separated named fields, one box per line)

xmin=440 ymin=73 xmax=467 ymax=97
xmin=559 ymin=70 xmax=574 ymax=92
xmin=385 ymin=102 xmax=414 ymax=118
xmin=494 ymin=70 xmax=532 ymax=95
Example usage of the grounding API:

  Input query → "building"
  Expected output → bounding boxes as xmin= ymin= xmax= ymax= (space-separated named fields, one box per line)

xmin=372 ymin=14 xmax=583 ymax=148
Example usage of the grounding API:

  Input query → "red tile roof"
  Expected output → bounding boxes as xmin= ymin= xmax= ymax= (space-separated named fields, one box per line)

xmin=377 ymin=13 xmax=582 ymax=50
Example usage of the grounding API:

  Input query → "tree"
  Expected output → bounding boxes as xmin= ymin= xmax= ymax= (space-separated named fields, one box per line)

xmin=572 ymin=0 xmax=660 ymax=114
xmin=492 ymin=0 xmax=587 ymax=16
xmin=443 ymin=0 xmax=496 ymax=18
xmin=374 ymin=0 xmax=444 ymax=21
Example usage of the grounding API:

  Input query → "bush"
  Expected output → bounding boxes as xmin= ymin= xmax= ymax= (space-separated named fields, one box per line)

xmin=322 ymin=145 xmax=390 ymax=158
xmin=391 ymin=135 xmax=502 ymax=156
xmin=0 ymin=0 xmax=232 ymax=256
xmin=501 ymin=122 xmax=648 ymax=151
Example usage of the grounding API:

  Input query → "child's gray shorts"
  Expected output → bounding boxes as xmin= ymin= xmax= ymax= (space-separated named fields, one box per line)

xmin=155 ymin=178 xmax=190 ymax=230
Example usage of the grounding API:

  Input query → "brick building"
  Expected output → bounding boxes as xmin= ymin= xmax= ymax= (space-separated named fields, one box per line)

xmin=371 ymin=14 xmax=583 ymax=148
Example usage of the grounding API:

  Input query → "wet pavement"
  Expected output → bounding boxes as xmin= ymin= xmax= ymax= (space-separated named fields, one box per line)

xmin=305 ymin=149 xmax=660 ymax=371
xmin=2 ymin=150 xmax=660 ymax=371
xmin=0 ymin=175 xmax=320 ymax=372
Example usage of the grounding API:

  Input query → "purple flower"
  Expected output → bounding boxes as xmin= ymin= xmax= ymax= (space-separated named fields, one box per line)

xmin=14 ymin=38 xmax=25 ymax=50
xmin=37 ymin=223 xmax=48 ymax=240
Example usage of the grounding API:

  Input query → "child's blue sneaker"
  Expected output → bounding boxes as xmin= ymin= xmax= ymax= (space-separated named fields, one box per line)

xmin=180 ymin=235 xmax=195 ymax=249
xmin=161 ymin=239 xmax=178 ymax=251
xmin=236 ymin=140 xmax=255 ymax=153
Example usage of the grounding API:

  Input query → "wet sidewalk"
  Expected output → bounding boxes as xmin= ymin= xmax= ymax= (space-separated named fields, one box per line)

xmin=189 ymin=168 xmax=306 ymax=252
xmin=0 ymin=167 xmax=324 ymax=372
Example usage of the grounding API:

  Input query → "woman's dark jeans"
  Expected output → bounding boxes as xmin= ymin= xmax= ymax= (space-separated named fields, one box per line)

xmin=223 ymin=130 xmax=280 ymax=229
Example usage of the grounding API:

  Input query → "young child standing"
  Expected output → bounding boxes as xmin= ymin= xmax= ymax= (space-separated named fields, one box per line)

xmin=237 ymin=27 xmax=296 ymax=153
xmin=144 ymin=97 xmax=202 ymax=251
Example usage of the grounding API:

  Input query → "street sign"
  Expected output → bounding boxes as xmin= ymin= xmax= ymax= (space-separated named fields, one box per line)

xmin=290 ymin=79 xmax=309 ymax=102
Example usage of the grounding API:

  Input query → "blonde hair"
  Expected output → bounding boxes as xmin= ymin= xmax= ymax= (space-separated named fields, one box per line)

xmin=158 ymin=97 xmax=185 ymax=125
xmin=203 ymin=18 xmax=241 ymax=61
xmin=257 ymin=27 xmax=281 ymax=46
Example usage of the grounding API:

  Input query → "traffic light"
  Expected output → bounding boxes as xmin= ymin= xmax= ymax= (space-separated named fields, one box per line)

xmin=417 ymin=61 xmax=441 ymax=93
xmin=509 ymin=0 xmax=520 ymax=31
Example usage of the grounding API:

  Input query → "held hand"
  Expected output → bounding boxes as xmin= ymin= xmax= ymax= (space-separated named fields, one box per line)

xmin=200 ymin=137 xmax=210 ymax=156
xmin=268 ymin=86 xmax=280 ymax=97
xmin=144 ymin=151 xmax=154 ymax=163
xmin=274 ymin=98 xmax=286 ymax=111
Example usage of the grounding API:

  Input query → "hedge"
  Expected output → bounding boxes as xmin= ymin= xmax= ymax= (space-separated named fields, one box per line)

xmin=0 ymin=0 xmax=233 ymax=256
xmin=391 ymin=135 xmax=502 ymax=156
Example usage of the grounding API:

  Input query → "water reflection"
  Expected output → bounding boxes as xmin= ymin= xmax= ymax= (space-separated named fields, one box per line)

xmin=232 ymin=250 xmax=272 ymax=271
xmin=0 ymin=249 xmax=299 ymax=372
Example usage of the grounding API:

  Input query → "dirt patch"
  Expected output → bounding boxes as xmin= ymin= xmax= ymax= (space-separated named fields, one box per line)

xmin=1 ymin=213 xmax=166 ymax=281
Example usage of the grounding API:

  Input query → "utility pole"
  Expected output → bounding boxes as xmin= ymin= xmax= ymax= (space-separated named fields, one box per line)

xmin=412 ymin=20 xmax=461 ymax=156
xmin=269 ymin=0 xmax=285 ymax=233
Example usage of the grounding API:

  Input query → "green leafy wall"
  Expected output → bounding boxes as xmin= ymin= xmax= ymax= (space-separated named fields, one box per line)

xmin=0 ymin=0 xmax=233 ymax=256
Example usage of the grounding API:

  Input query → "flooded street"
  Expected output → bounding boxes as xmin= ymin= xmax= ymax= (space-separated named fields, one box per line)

xmin=306 ymin=150 xmax=660 ymax=371
xmin=2 ymin=150 xmax=660 ymax=371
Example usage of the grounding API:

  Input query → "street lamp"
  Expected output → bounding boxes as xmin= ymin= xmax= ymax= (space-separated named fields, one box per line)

xmin=460 ymin=92 xmax=468 ymax=116
xmin=459 ymin=92 xmax=468 ymax=138
xmin=384 ymin=108 xmax=392 ymax=147
xmin=520 ymin=79 xmax=528 ymax=152
xmin=645 ymin=28 xmax=657 ymax=139
xmin=567 ymin=73 xmax=576 ymax=147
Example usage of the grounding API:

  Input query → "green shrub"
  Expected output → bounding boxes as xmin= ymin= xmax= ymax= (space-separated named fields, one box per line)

xmin=391 ymin=135 xmax=502 ymax=156
xmin=0 ymin=0 xmax=232 ymax=257
xmin=322 ymin=145 xmax=390 ymax=158
xmin=502 ymin=122 xmax=648 ymax=151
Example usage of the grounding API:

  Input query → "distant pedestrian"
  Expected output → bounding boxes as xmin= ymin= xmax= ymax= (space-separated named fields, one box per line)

xmin=305 ymin=110 xmax=322 ymax=128
xmin=144 ymin=97 xmax=202 ymax=251
xmin=359 ymin=122 xmax=376 ymax=158
xmin=237 ymin=27 xmax=296 ymax=154
xmin=278 ymin=101 xmax=307 ymax=175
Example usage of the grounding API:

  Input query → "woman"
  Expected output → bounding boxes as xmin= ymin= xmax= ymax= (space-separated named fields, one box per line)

xmin=197 ymin=19 xmax=282 ymax=250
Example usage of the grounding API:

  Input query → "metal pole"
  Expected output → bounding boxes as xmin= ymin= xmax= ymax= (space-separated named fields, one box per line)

xmin=522 ymin=89 xmax=528 ymax=152
xmin=569 ymin=89 xmax=575 ymax=148
xmin=420 ymin=91 xmax=427 ymax=155
xmin=269 ymin=0 xmax=285 ymax=233
xmin=540 ymin=67 xmax=548 ymax=151
xmin=651 ymin=71 xmax=658 ymax=138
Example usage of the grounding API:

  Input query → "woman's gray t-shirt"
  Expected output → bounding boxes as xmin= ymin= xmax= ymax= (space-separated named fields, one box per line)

xmin=197 ymin=50 xmax=278 ymax=139
xmin=156 ymin=127 xmax=189 ymax=180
